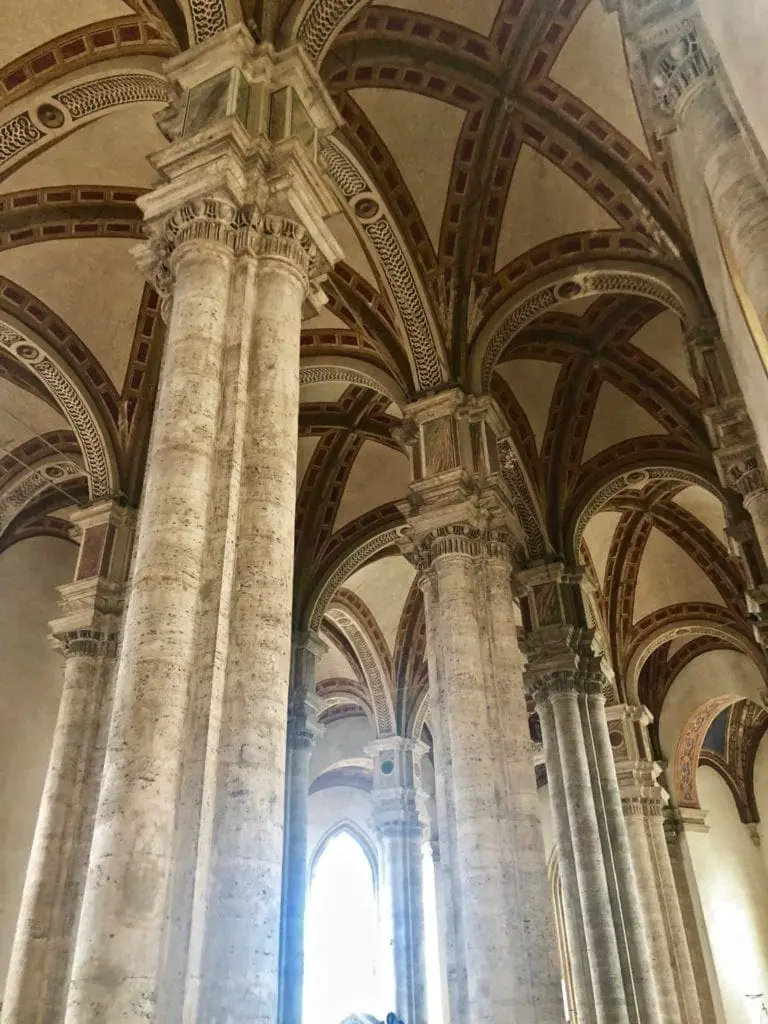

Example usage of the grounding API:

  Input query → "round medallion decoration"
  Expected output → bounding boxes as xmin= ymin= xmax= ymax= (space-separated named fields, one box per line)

xmin=36 ymin=103 xmax=65 ymax=129
xmin=556 ymin=280 xmax=582 ymax=300
xmin=14 ymin=343 xmax=41 ymax=362
xmin=381 ymin=759 xmax=395 ymax=776
xmin=609 ymin=729 xmax=624 ymax=749
xmin=354 ymin=196 xmax=380 ymax=220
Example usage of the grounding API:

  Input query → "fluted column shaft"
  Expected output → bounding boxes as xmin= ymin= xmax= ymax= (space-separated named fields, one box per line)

xmin=419 ymin=576 xmax=461 ymax=1024
xmin=540 ymin=682 xmax=630 ymax=1024
xmin=537 ymin=701 xmax=594 ymax=1024
xmin=607 ymin=705 xmax=705 ymax=1024
xmin=279 ymin=637 xmax=324 ymax=1024
xmin=624 ymin=802 xmax=702 ymax=1022
xmin=400 ymin=388 xmax=562 ymax=1024
xmin=54 ymin=29 xmax=342 ymax=1024
xmin=586 ymin=694 xmax=662 ymax=1022
xmin=65 ymin=237 xmax=235 ymax=1023
xmin=1 ymin=500 xmax=133 ymax=1024
xmin=370 ymin=739 xmax=428 ymax=1024
xmin=197 ymin=234 xmax=312 ymax=1021
xmin=421 ymin=547 xmax=562 ymax=1024
xmin=278 ymin=730 xmax=314 ymax=1024
xmin=2 ymin=640 xmax=114 ymax=1024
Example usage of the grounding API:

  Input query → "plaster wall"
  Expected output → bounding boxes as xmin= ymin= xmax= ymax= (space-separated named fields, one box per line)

xmin=310 ymin=716 xmax=376 ymax=779
xmin=0 ymin=536 xmax=76 ymax=987
xmin=658 ymin=649 xmax=764 ymax=764
xmin=688 ymin=767 xmax=768 ymax=1023
xmin=752 ymin=732 xmax=768 ymax=875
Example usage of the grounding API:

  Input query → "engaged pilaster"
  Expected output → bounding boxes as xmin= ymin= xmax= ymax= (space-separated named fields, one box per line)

xmin=2 ymin=500 xmax=134 ymax=1024
xmin=663 ymin=810 xmax=722 ymax=1022
xmin=369 ymin=738 xmax=429 ymax=1024
xmin=398 ymin=388 xmax=563 ymax=1024
xmin=278 ymin=632 xmax=326 ymax=1024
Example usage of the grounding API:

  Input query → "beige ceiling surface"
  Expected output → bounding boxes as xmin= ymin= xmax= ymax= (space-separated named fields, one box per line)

xmin=345 ymin=555 xmax=416 ymax=657
xmin=3 ymin=110 xmax=166 ymax=192
xmin=371 ymin=0 xmax=500 ymax=35
xmin=551 ymin=0 xmax=650 ymax=156
xmin=633 ymin=528 xmax=726 ymax=623
xmin=496 ymin=358 xmax=562 ymax=452
xmin=316 ymin=635 xmax=359 ymax=683
xmin=326 ymin=211 xmax=379 ymax=288
xmin=0 ymin=0 xmax=130 ymax=69
xmin=333 ymin=440 xmax=410 ymax=532
xmin=582 ymin=509 xmax=622 ymax=586
xmin=299 ymin=381 xmax=349 ymax=405
xmin=0 ymin=239 xmax=146 ymax=389
xmin=582 ymin=381 xmax=666 ymax=462
xmin=629 ymin=310 xmax=698 ymax=392
xmin=298 ymin=436 xmax=322 ymax=492
xmin=0 ymin=379 xmax=66 ymax=451
xmin=495 ymin=144 xmax=618 ymax=270
xmin=352 ymin=89 xmax=466 ymax=250
xmin=672 ymin=485 xmax=728 ymax=544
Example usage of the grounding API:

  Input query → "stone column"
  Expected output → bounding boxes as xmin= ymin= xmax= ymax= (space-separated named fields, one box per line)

xmin=398 ymin=389 xmax=563 ymax=1024
xmin=1 ymin=501 xmax=134 ymax=1024
xmin=533 ymin=664 xmax=631 ymax=1024
xmin=607 ymin=705 xmax=703 ymax=1023
xmin=626 ymin=6 xmax=768 ymax=346
xmin=278 ymin=634 xmax=325 ymax=1024
xmin=369 ymin=738 xmax=429 ymax=1024
xmin=537 ymin=700 xmax=595 ymax=1024
xmin=63 ymin=28 xmax=341 ymax=1024
xmin=586 ymin=694 xmax=663 ymax=1023
xmin=521 ymin=564 xmax=665 ymax=1024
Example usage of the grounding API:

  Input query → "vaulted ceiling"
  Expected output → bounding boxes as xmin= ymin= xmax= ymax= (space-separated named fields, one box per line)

xmin=1 ymin=0 xmax=765 ymax=813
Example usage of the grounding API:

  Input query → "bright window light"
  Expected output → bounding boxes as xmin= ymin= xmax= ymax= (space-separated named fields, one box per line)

xmin=304 ymin=830 xmax=379 ymax=1024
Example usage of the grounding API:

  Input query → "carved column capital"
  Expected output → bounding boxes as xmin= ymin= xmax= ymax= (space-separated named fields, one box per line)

xmin=258 ymin=212 xmax=317 ymax=277
xmin=527 ymin=664 xmax=604 ymax=707
xmin=51 ymin=627 xmax=119 ymax=659
xmin=403 ymin=523 xmax=517 ymax=570
xmin=649 ymin=20 xmax=714 ymax=117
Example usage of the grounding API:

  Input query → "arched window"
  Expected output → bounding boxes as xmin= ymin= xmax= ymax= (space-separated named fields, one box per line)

xmin=304 ymin=826 xmax=379 ymax=1024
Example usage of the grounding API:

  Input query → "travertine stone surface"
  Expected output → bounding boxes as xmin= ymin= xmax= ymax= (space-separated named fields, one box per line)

xmin=61 ymin=30 xmax=342 ymax=1023
xmin=608 ymin=705 xmax=704 ymax=1024
xmin=369 ymin=738 xmax=428 ymax=1024
xmin=522 ymin=565 xmax=667 ymax=1024
xmin=631 ymin=8 xmax=768 ymax=351
xmin=2 ymin=501 xmax=134 ymax=1024
xmin=399 ymin=389 xmax=562 ymax=1024
xmin=64 ymin=236 xmax=236 ymax=1023
xmin=278 ymin=635 xmax=325 ymax=1024
xmin=537 ymin=701 xmax=595 ymax=1023
xmin=587 ymin=694 xmax=663 ymax=1022
xmin=542 ymin=678 xmax=630 ymax=1023
xmin=196 ymin=224 xmax=312 ymax=1023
